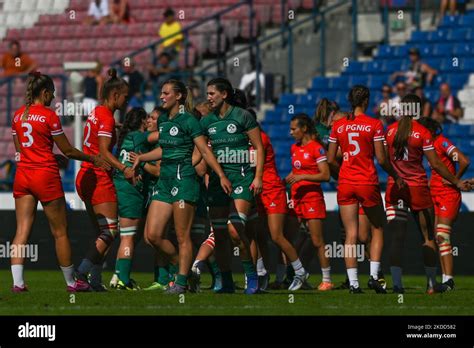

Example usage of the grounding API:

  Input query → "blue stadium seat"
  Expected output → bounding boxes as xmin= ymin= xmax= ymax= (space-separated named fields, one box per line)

xmin=459 ymin=14 xmax=474 ymax=27
xmin=331 ymin=76 xmax=350 ymax=90
xmin=453 ymin=43 xmax=472 ymax=56
xmin=368 ymin=75 xmax=386 ymax=90
xmin=411 ymin=31 xmax=429 ymax=42
xmin=279 ymin=93 xmax=298 ymax=106
xmin=430 ymin=29 xmax=450 ymax=42
xmin=440 ymin=57 xmax=462 ymax=72
xmin=377 ymin=45 xmax=394 ymax=58
xmin=433 ymin=43 xmax=454 ymax=56
xmin=264 ymin=110 xmax=282 ymax=124
xmin=394 ymin=45 xmax=409 ymax=57
xmin=417 ymin=43 xmax=433 ymax=56
xmin=440 ymin=16 xmax=460 ymax=28
xmin=462 ymin=59 xmax=474 ymax=72
xmin=385 ymin=59 xmax=403 ymax=72
xmin=312 ymin=77 xmax=329 ymax=90
xmin=450 ymin=28 xmax=471 ymax=41
xmin=447 ymin=74 xmax=467 ymax=89
xmin=350 ymin=75 xmax=369 ymax=86
xmin=345 ymin=61 xmax=363 ymax=74
xmin=363 ymin=60 xmax=384 ymax=74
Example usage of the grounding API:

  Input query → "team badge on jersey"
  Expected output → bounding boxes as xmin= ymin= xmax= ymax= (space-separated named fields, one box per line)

xmin=304 ymin=153 xmax=310 ymax=159
xmin=319 ymin=148 xmax=325 ymax=155
xmin=171 ymin=187 xmax=179 ymax=196
xmin=442 ymin=141 xmax=448 ymax=148
xmin=227 ymin=123 xmax=237 ymax=134
xmin=209 ymin=127 xmax=217 ymax=134
xmin=170 ymin=126 xmax=179 ymax=136
xmin=234 ymin=186 xmax=243 ymax=194
xmin=294 ymin=160 xmax=301 ymax=169
xmin=337 ymin=125 xmax=344 ymax=134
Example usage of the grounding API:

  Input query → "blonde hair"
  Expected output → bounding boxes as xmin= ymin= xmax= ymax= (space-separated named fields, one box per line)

xmin=22 ymin=72 xmax=54 ymax=121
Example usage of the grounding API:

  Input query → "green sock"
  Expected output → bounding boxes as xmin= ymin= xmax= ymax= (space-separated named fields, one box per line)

xmin=209 ymin=260 xmax=221 ymax=277
xmin=115 ymin=259 xmax=120 ymax=275
xmin=158 ymin=266 xmax=171 ymax=285
xmin=117 ymin=258 xmax=132 ymax=284
xmin=153 ymin=266 xmax=161 ymax=283
xmin=242 ymin=260 xmax=257 ymax=278
xmin=169 ymin=263 xmax=179 ymax=280
xmin=176 ymin=274 xmax=187 ymax=287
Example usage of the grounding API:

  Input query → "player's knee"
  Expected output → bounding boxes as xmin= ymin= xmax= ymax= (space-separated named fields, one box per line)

xmin=229 ymin=212 xmax=247 ymax=228
xmin=97 ymin=218 xmax=118 ymax=246
xmin=436 ymin=224 xmax=452 ymax=256
xmin=386 ymin=206 xmax=408 ymax=223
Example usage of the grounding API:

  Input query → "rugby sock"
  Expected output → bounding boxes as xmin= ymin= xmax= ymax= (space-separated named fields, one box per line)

xmin=390 ymin=266 xmax=403 ymax=289
xmin=445 ymin=274 xmax=453 ymax=282
xmin=276 ymin=263 xmax=287 ymax=282
xmin=11 ymin=264 xmax=24 ymax=287
xmin=242 ymin=260 xmax=257 ymax=278
xmin=89 ymin=264 xmax=103 ymax=286
xmin=322 ymin=267 xmax=332 ymax=283
xmin=60 ymin=264 xmax=75 ymax=287
xmin=175 ymin=274 xmax=187 ymax=287
xmin=192 ymin=260 xmax=201 ymax=273
xmin=425 ymin=266 xmax=437 ymax=288
xmin=209 ymin=260 xmax=221 ymax=277
xmin=256 ymin=257 xmax=267 ymax=276
xmin=158 ymin=266 xmax=171 ymax=286
xmin=221 ymin=271 xmax=234 ymax=289
xmin=442 ymin=274 xmax=446 ymax=283
xmin=169 ymin=263 xmax=179 ymax=279
xmin=153 ymin=266 xmax=161 ymax=283
xmin=291 ymin=258 xmax=306 ymax=276
xmin=347 ymin=268 xmax=359 ymax=288
xmin=117 ymin=259 xmax=132 ymax=284
xmin=77 ymin=258 xmax=94 ymax=276
xmin=370 ymin=261 xmax=381 ymax=280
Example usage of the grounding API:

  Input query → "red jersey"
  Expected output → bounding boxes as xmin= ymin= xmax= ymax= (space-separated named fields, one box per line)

xmin=260 ymin=131 xmax=284 ymax=190
xmin=81 ymin=105 xmax=116 ymax=171
xmin=11 ymin=105 xmax=63 ymax=172
xmin=430 ymin=135 xmax=457 ymax=189
xmin=328 ymin=114 xmax=384 ymax=185
xmin=290 ymin=139 xmax=327 ymax=192
xmin=385 ymin=120 xmax=434 ymax=187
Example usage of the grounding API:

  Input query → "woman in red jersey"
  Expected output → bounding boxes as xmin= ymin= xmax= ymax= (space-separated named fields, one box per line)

xmin=11 ymin=72 xmax=109 ymax=292
xmin=417 ymin=117 xmax=470 ymax=292
xmin=75 ymin=68 xmax=132 ymax=290
xmin=384 ymin=94 xmax=470 ymax=294
xmin=328 ymin=85 xmax=403 ymax=294
xmin=286 ymin=113 xmax=333 ymax=291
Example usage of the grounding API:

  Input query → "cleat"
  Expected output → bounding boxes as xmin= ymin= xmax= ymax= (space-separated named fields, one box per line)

xmin=143 ymin=282 xmax=169 ymax=291
xmin=377 ymin=271 xmax=387 ymax=290
xmin=165 ymin=283 xmax=186 ymax=294
xmin=433 ymin=279 xmax=455 ymax=293
xmin=212 ymin=274 xmax=223 ymax=292
xmin=115 ymin=279 xmax=140 ymax=291
xmin=12 ymin=285 xmax=28 ymax=293
xmin=335 ymin=277 xmax=350 ymax=290
xmin=188 ymin=270 xmax=201 ymax=293
xmin=214 ymin=286 xmax=235 ymax=294
xmin=90 ymin=283 xmax=108 ymax=292
xmin=368 ymin=276 xmax=387 ymax=294
xmin=109 ymin=274 xmax=119 ymax=289
xmin=288 ymin=272 xmax=309 ymax=291
xmin=349 ymin=285 xmax=363 ymax=294
xmin=300 ymin=280 xmax=314 ymax=290
xmin=258 ymin=273 xmax=270 ymax=291
xmin=426 ymin=287 xmax=435 ymax=295
xmin=317 ymin=281 xmax=334 ymax=291
xmin=67 ymin=281 xmax=91 ymax=292
xmin=392 ymin=286 xmax=405 ymax=294
xmin=244 ymin=275 xmax=259 ymax=295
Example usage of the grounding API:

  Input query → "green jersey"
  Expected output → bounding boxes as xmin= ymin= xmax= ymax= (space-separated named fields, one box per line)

xmin=115 ymin=130 xmax=153 ymax=183
xmin=200 ymin=106 xmax=258 ymax=174
xmin=158 ymin=111 xmax=203 ymax=179
xmin=315 ymin=122 xmax=331 ymax=149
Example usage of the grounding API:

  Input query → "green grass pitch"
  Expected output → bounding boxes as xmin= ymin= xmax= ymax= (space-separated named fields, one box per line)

xmin=0 ymin=271 xmax=473 ymax=315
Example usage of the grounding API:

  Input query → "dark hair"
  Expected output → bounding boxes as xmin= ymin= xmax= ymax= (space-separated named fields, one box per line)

xmin=101 ymin=68 xmax=128 ymax=102
xmin=117 ymin=107 xmax=147 ymax=150
xmin=162 ymin=79 xmax=193 ymax=112
xmin=348 ymin=85 xmax=370 ymax=120
xmin=233 ymin=88 xmax=248 ymax=109
xmin=164 ymin=8 xmax=175 ymax=17
xmin=393 ymin=94 xmax=421 ymax=160
xmin=207 ymin=77 xmax=236 ymax=106
xmin=314 ymin=98 xmax=339 ymax=125
xmin=417 ymin=117 xmax=442 ymax=138
xmin=151 ymin=106 xmax=166 ymax=115
xmin=22 ymin=72 xmax=55 ymax=121
xmin=9 ymin=40 xmax=20 ymax=48
xmin=291 ymin=113 xmax=322 ymax=144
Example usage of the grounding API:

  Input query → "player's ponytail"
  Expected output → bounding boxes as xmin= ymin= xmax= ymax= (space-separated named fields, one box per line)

xmin=417 ymin=116 xmax=442 ymax=138
xmin=101 ymin=68 xmax=128 ymax=102
xmin=22 ymin=71 xmax=54 ymax=121
xmin=348 ymin=85 xmax=370 ymax=121
xmin=393 ymin=94 xmax=421 ymax=160
xmin=117 ymin=107 xmax=147 ymax=151
xmin=314 ymin=98 xmax=339 ymax=125
xmin=163 ymin=79 xmax=193 ymax=113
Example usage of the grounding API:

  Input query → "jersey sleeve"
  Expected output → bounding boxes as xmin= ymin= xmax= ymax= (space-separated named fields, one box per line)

xmin=328 ymin=126 xmax=338 ymax=144
xmin=440 ymin=137 xmax=456 ymax=156
xmin=98 ymin=111 xmax=115 ymax=138
xmin=186 ymin=115 xmax=203 ymax=139
xmin=199 ymin=117 xmax=210 ymax=137
xmin=241 ymin=109 xmax=258 ymax=132
xmin=313 ymin=142 xmax=328 ymax=163
xmin=373 ymin=120 xmax=385 ymax=142
xmin=49 ymin=111 xmax=64 ymax=137
xmin=421 ymin=128 xmax=434 ymax=152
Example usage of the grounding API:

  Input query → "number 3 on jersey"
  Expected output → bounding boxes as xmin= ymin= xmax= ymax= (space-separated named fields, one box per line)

xmin=21 ymin=123 xmax=34 ymax=147
xmin=348 ymin=132 xmax=360 ymax=156
xmin=84 ymin=122 xmax=92 ymax=147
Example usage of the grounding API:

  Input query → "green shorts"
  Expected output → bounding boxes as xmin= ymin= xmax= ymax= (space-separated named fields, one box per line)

xmin=152 ymin=175 xmax=200 ymax=204
xmin=114 ymin=177 xmax=147 ymax=219
xmin=207 ymin=170 xmax=255 ymax=207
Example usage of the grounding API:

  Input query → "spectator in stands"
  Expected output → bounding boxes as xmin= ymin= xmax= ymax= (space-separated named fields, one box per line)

xmin=440 ymin=0 xmax=457 ymax=19
xmin=0 ymin=159 xmax=16 ymax=191
xmin=432 ymin=83 xmax=464 ymax=123
xmin=122 ymin=59 xmax=144 ymax=109
xmin=148 ymin=52 xmax=178 ymax=87
xmin=110 ymin=0 xmax=131 ymax=24
xmin=1 ymin=40 xmax=37 ymax=77
xmin=414 ymin=86 xmax=433 ymax=118
xmin=239 ymin=59 xmax=265 ymax=107
xmin=391 ymin=48 xmax=437 ymax=92
xmin=374 ymin=84 xmax=395 ymax=125
xmin=84 ymin=0 xmax=110 ymax=25
xmin=157 ymin=8 xmax=184 ymax=59
xmin=82 ymin=61 xmax=104 ymax=115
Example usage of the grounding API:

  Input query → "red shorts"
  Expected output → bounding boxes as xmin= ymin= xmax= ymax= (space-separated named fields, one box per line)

xmin=337 ymin=183 xmax=382 ymax=207
xmin=431 ymin=186 xmax=461 ymax=220
xmin=76 ymin=167 xmax=117 ymax=206
xmin=292 ymin=189 xmax=326 ymax=220
xmin=13 ymin=167 xmax=64 ymax=203
xmin=257 ymin=187 xmax=289 ymax=216
xmin=385 ymin=183 xmax=433 ymax=212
